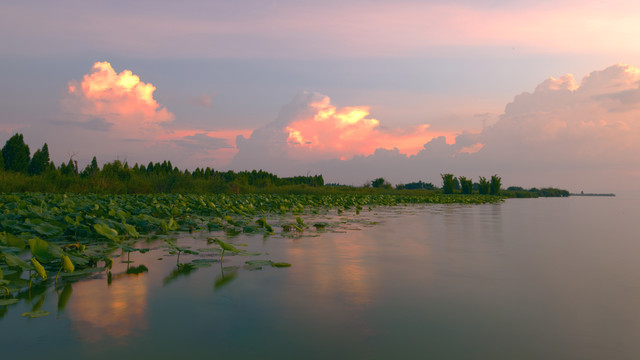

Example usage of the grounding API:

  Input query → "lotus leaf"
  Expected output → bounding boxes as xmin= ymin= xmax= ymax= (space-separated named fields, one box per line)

xmin=0 ymin=232 xmax=25 ymax=250
xmin=93 ymin=223 xmax=119 ymax=242
xmin=0 ymin=299 xmax=19 ymax=306
xmin=28 ymin=237 xmax=60 ymax=263
xmin=22 ymin=310 xmax=50 ymax=318
xmin=4 ymin=253 xmax=31 ymax=270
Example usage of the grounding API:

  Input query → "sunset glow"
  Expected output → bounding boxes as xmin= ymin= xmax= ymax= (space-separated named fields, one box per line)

xmin=66 ymin=61 xmax=173 ymax=135
xmin=284 ymin=97 xmax=456 ymax=160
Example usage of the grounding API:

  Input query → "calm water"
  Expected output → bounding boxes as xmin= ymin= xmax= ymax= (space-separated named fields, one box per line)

xmin=2 ymin=196 xmax=640 ymax=359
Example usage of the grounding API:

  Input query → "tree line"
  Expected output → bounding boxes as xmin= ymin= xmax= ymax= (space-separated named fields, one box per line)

xmin=0 ymin=133 xmax=569 ymax=197
xmin=439 ymin=173 xmax=502 ymax=195
xmin=0 ymin=133 xmax=323 ymax=193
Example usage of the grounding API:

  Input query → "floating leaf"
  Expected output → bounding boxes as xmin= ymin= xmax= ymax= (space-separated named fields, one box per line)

xmin=22 ymin=310 xmax=50 ymax=318
xmin=191 ymin=259 xmax=219 ymax=264
xmin=272 ymin=262 xmax=291 ymax=268
xmin=238 ymin=252 xmax=262 ymax=257
xmin=196 ymin=248 xmax=220 ymax=253
xmin=244 ymin=260 xmax=274 ymax=270
xmin=0 ymin=299 xmax=19 ymax=306
xmin=126 ymin=265 xmax=149 ymax=275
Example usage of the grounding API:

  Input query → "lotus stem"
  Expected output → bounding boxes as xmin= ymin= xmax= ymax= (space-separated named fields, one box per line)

xmin=55 ymin=265 xmax=62 ymax=286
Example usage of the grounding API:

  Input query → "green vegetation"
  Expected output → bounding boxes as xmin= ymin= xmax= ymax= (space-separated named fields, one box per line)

xmin=0 ymin=191 xmax=504 ymax=317
xmin=2 ymin=133 xmax=30 ymax=173
xmin=478 ymin=176 xmax=490 ymax=194
xmin=459 ymin=176 xmax=473 ymax=195
xmin=504 ymin=187 xmax=570 ymax=198
xmin=395 ymin=181 xmax=435 ymax=190
xmin=0 ymin=134 xmax=569 ymax=199
xmin=441 ymin=173 xmax=457 ymax=194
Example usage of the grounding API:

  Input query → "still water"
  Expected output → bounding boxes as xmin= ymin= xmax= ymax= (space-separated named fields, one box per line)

xmin=3 ymin=197 xmax=640 ymax=359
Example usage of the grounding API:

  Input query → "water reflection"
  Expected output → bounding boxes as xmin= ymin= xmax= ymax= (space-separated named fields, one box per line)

xmin=68 ymin=267 xmax=149 ymax=343
xmin=56 ymin=283 xmax=73 ymax=315
xmin=286 ymin=228 xmax=379 ymax=308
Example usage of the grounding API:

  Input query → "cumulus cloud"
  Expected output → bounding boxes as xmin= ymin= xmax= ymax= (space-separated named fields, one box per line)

xmin=231 ymin=64 xmax=640 ymax=192
xmin=232 ymin=91 xmax=456 ymax=173
xmin=58 ymin=62 xmax=253 ymax=169
xmin=64 ymin=61 xmax=174 ymax=137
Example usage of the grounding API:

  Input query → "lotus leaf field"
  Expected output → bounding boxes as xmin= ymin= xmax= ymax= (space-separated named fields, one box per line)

xmin=0 ymin=192 xmax=502 ymax=316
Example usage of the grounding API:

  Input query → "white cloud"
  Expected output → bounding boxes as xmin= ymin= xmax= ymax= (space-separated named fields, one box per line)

xmin=231 ymin=64 xmax=640 ymax=192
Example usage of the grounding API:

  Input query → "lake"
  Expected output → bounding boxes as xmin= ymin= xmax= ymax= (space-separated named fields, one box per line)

xmin=2 ymin=196 xmax=639 ymax=359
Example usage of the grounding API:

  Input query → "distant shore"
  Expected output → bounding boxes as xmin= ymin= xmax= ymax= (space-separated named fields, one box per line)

xmin=570 ymin=192 xmax=616 ymax=197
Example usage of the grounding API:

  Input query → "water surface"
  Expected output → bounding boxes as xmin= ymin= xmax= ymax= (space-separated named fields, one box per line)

xmin=3 ymin=197 xmax=639 ymax=359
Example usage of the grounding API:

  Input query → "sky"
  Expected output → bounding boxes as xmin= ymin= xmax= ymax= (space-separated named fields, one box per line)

xmin=2 ymin=0 xmax=640 ymax=192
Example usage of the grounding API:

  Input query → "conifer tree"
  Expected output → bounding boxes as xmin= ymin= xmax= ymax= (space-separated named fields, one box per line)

xmin=1 ymin=133 xmax=30 ymax=173
xmin=28 ymin=143 xmax=51 ymax=175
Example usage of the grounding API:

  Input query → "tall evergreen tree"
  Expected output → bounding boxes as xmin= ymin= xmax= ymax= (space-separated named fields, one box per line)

xmin=82 ymin=156 xmax=99 ymax=177
xmin=1 ymin=133 xmax=30 ymax=173
xmin=28 ymin=143 xmax=51 ymax=175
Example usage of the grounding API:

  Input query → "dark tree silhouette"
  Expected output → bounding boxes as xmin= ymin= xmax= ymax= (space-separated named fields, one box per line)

xmin=441 ymin=173 xmax=456 ymax=194
xmin=459 ymin=176 xmax=473 ymax=194
xmin=2 ymin=133 xmax=30 ymax=173
xmin=28 ymin=143 xmax=50 ymax=175
xmin=490 ymin=175 xmax=501 ymax=195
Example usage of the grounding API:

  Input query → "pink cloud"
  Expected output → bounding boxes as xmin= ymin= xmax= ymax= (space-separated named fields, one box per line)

xmin=231 ymin=64 xmax=640 ymax=192
xmin=61 ymin=62 xmax=250 ymax=168
xmin=65 ymin=61 xmax=173 ymax=137
xmin=9 ymin=1 xmax=640 ymax=58
xmin=233 ymin=91 xmax=459 ymax=172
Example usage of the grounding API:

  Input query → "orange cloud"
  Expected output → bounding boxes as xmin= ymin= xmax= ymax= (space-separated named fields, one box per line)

xmin=283 ymin=95 xmax=456 ymax=160
xmin=62 ymin=62 xmax=257 ymax=168
xmin=66 ymin=61 xmax=173 ymax=136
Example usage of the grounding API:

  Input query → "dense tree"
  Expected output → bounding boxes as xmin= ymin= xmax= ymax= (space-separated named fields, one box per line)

xmin=2 ymin=133 xmax=30 ymax=173
xmin=60 ymin=158 xmax=78 ymax=176
xmin=459 ymin=176 xmax=473 ymax=194
xmin=398 ymin=181 xmax=435 ymax=190
xmin=478 ymin=176 xmax=490 ymax=194
xmin=490 ymin=175 xmax=501 ymax=195
xmin=27 ymin=143 xmax=51 ymax=175
xmin=371 ymin=177 xmax=390 ymax=188
xmin=82 ymin=156 xmax=100 ymax=177
xmin=441 ymin=173 xmax=456 ymax=194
